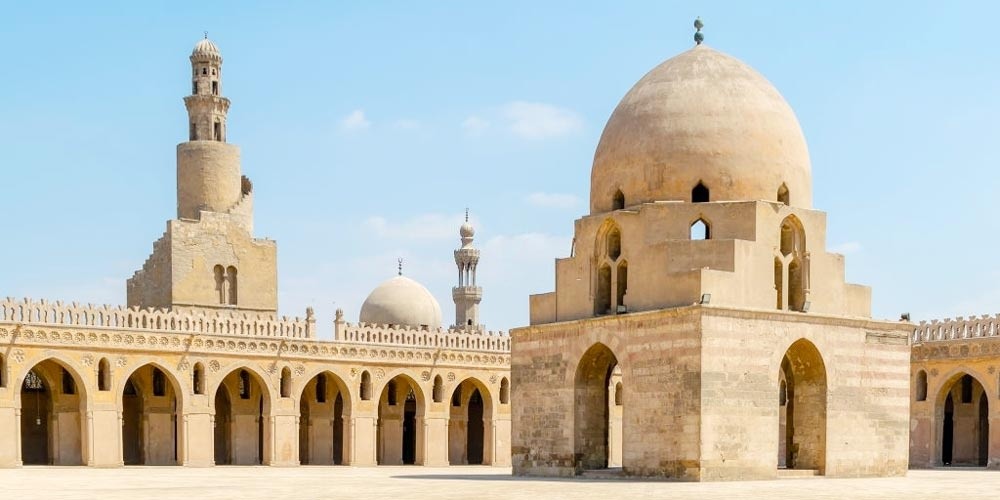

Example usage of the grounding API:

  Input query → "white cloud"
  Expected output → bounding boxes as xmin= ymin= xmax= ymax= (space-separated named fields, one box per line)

xmin=363 ymin=212 xmax=468 ymax=241
xmin=339 ymin=109 xmax=371 ymax=131
xmin=461 ymin=115 xmax=490 ymax=135
xmin=525 ymin=192 xmax=580 ymax=209
xmin=393 ymin=119 xmax=420 ymax=130
xmin=830 ymin=241 xmax=862 ymax=254
xmin=502 ymin=101 xmax=583 ymax=140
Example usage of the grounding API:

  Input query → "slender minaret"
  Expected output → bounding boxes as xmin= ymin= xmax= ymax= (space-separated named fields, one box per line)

xmin=452 ymin=210 xmax=483 ymax=331
xmin=176 ymin=34 xmax=243 ymax=223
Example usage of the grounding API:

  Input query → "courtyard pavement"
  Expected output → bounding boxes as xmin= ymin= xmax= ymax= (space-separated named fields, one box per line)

xmin=0 ymin=466 xmax=998 ymax=499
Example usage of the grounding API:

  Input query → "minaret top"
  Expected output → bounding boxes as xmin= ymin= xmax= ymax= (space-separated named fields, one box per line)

xmin=694 ymin=17 xmax=704 ymax=45
xmin=460 ymin=209 xmax=476 ymax=248
xmin=191 ymin=36 xmax=222 ymax=62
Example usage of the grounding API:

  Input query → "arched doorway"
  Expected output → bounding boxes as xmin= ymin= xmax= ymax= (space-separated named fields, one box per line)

xmin=938 ymin=373 xmax=988 ymax=466
xmin=19 ymin=359 xmax=86 ymax=465
xmin=121 ymin=364 xmax=180 ymax=465
xmin=213 ymin=368 xmax=270 ymax=465
xmin=778 ymin=339 xmax=827 ymax=473
xmin=448 ymin=378 xmax=494 ymax=465
xmin=298 ymin=371 xmax=351 ymax=465
xmin=574 ymin=343 xmax=619 ymax=472
xmin=377 ymin=375 xmax=424 ymax=465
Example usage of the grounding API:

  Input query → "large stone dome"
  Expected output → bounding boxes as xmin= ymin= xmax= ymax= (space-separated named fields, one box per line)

xmin=590 ymin=44 xmax=811 ymax=213
xmin=359 ymin=276 xmax=442 ymax=329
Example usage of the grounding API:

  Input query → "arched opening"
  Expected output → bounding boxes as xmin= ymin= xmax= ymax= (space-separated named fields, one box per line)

xmin=19 ymin=360 xmax=86 ymax=465
xmin=595 ymin=264 xmax=612 ymax=316
xmin=98 ymin=358 xmax=110 ymax=391
xmin=280 ymin=367 xmax=291 ymax=398
xmin=214 ymin=368 xmax=269 ymax=465
xmin=608 ymin=366 xmax=623 ymax=468
xmin=938 ymin=373 xmax=988 ymax=466
xmin=690 ymin=218 xmax=710 ymax=240
xmin=193 ymin=363 xmax=205 ymax=395
xmin=607 ymin=228 xmax=621 ymax=261
xmin=916 ymin=370 xmax=928 ymax=402
xmin=612 ymin=190 xmax=625 ymax=210
xmin=299 ymin=371 xmax=351 ymax=465
xmin=226 ymin=266 xmax=238 ymax=305
xmin=574 ymin=343 xmax=620 ymax=472
xmin=777 ymin=183 xmax=790 ymax=205
xmin=615 ymin=260 xmax=628 ymax=314
xmin=360 ymin=371 xmax=372 ymax=401
xmin=121 ymin=364 xmax=180 ymax=465
xmin=692 ymin=182 xmax=709 ymax=203
xmin=214 ymin=265 xmax=226 ymax=304
xmin=377 ymin=375 xmax=424 ymax=465
xmin=190 ymin=122 xmax=197 ymax=141
xmin=774 ymin=257 xmax=783 ymax=310
xmin=213 ymin=121 xmax=222 ymax=142
xmin=779 ymin=216 xmax=808 ymax=312
xmin=448 ymin=379 xmax=494 ymax=465
xmin=778 ymin=339 xmax=827 ymax=473
xmin=500 ymin=377 xmax=510 ymax=405
xmin=433 ymin=375 xmax=444 ymax=403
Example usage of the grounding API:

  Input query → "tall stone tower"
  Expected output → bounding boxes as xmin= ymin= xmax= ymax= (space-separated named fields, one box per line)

xmin=127 ymin=36 xmax=278 ymax=315
xmin=452 ymin=211 xmax=482 ymax=331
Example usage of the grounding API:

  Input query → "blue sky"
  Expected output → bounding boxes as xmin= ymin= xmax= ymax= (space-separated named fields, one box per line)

xmin=3 ymin=1 xmax=1000 ymax=336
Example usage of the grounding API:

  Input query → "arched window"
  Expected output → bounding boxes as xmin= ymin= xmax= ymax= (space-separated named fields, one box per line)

xmin=615 ymin=260 xmax=628 ymax=314
xmin=214 ymin=265 xmax=226 ymax=304
xmin=774 ymin=257 xmax=783 ymax=310
xmin=915 ymin=370 xmax=927 ymax=402
xmin=777 ymin=183 xmax=790 ymax=205
xmin=62 ymin=368 xmax=75 ymax=395
xmin=595 ymin=263 xmax=612 ymax=316
xmin=226 ymin=266 xmax=238 ymax=305
xmin=387 ymin=380 xmax=398 ymax=406
xmin=214 ymin=121 xmax=222 ymax=142
xmin=690 ymin=218 xmax=710 ymax=240
xmin=280 ymin=367 xmax=291 ymax=398
xmin=614 ymin=382 xmax=623 ymax=406
xmin=152 ymin=368 xmax=166 ymax=397
xmin=212 ymin=81 xmax=219 ymax=95
xmin=779 ymin=216 xmax=808 ymax=312
xmin=202 ymin=68 xmax=207 ymax=75
xmin=193 ymin=363 xmax=205 ymax=395
xmin=316 ymin=373 xmax=327 ymax=403
xmin=500 ymin=377 xmax=510 ymax=405
xmin=612 ymin=190 xmax=625 ymax=210
xmin=452 ymin=386 xmax=462 ymax=407
xmin=98 ymin=358 xmax=110 ymax=391
xmin=190 ymin=122 xmax=197 ymax=141
xmin=433 ymin=375 xmax=443 ymax=403
xmin=607 ymin=228 xmax=621 ymax=261
xmin=360 ymin=371 xmax=372 ymax=401
xmin=239 ymin=369 xmax=251 ymax=400
xmin=692 ymin=182 xmax=709 ymax=203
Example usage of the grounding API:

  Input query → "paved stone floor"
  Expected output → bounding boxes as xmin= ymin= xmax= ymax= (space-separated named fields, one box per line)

xmin=1 ymin=466 xmax=999 ymax=499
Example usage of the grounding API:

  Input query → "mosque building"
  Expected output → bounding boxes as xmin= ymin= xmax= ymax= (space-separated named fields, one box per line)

xmin=510 ymin=21 xmax=913 ymax=480
xmin=0 ymin=36 xmax=511 ymax=468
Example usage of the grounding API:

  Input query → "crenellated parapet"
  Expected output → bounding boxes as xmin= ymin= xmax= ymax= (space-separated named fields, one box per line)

xmin=912 ymin=315 xmax=1000 ymax=344
xmin=336 ymin=321 xmax=509 ymax=353
xmin=1 ymin=297 xmax=314 ymax=338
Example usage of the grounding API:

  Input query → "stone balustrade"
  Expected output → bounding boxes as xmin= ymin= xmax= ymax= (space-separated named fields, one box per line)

xmin=337 ymin=321 xmax=510 ymax=353
xmin=913 ymin=315 xmax=1000 ymax=343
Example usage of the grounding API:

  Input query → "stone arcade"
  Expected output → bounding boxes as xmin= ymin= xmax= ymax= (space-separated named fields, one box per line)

xmin=510 ymin=36 xmax=912 ymax=480
xmin=0 ymin=37 xmax=511 ymax=468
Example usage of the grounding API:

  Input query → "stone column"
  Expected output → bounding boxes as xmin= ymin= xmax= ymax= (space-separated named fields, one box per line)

xmin=0 ymin=406 xmax=20 ymax=466
xmin=86 ymin=407 xmax=120 ymax=467
xmin=183 ymin=409 xmax=214 ymax=466
xmin=422 ymin=415 xmax=449 ymax=466
xmin=269 ymin=411 xmax=299 ymax=466
xmin=492 ymin=417 xmax=512 ymax=466
xmin=350 ymin=414 xmax=377 ymax=466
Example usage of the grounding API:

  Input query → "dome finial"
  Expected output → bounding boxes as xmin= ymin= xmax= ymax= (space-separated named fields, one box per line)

xmin=204 ymin=31 xmax=208 ymax=40
xmin=397 ymin=257 xmax=403 ymax=276
xmin=465 ymin=207 xmax=469 ymax=223
xmin=693 ymin=17 xmax=704 ymax=45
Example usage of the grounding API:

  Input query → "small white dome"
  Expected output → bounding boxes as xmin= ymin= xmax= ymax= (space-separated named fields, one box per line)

xmin=359 ymin=276 xmax=442 ymax=329
xmin=192 ymin=38 xmax=221 ymax=59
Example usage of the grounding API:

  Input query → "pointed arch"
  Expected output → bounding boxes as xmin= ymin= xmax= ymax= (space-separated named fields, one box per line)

xmin=574 ymin=342 xmax=620 ymax=471
xmin=18 ymin=358 xmax=88 ymax=465
xmin=360 ymin=370 xmax=372 ymax=401
xmin=692 ymin=181 xmax=709 ymax=203
xmin=120 ymin=363 xmax=182 ymax=465
xmin=212 ymin=366 xmax=273 ymax=465
xmin=916 ymin=369 xmax=928 ymax=402
xmin=433 ymin=375 xmax=444 ymax=403
xmin=778 ymin=339 xmax=827 ymax=473
xmin=298 ymin=370 xmax=352 ymax=465
xmin=936 ymin=371 xmax=989 ymax=466
xmin=193 ymin=362 xmax=205 ymax=395
xmin=98 ymin=357 xmax=111 ymax=392
xmin=612 ymin=189 xmax=625 ymax=210
xmin=500 ymin=377 xmax=510 ymax=405
xmin=690 ymin=218 xmax=710 ymax=240
xmin=376 ymin=373 xmax=428 ymax=465
xmin=448 ymin=377 xmax=495 ymax=465
xmin=280 ymin=367 xmax=292 ymax=398
xmin=777 ymin=183 xmax=790 ymax=205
